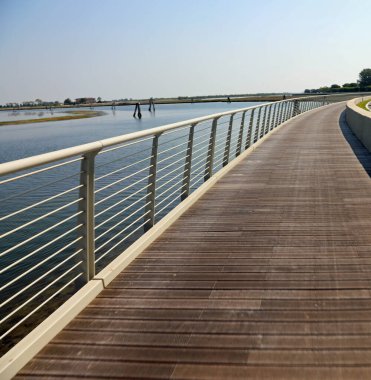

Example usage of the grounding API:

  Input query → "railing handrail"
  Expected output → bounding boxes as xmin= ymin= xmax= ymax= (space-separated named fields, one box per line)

xmin=0 ymin=94 xmax=338 ymax=177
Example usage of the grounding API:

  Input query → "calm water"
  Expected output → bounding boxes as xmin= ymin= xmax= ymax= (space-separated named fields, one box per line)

xmin=0 ymin=102 xmax=260 ymax=162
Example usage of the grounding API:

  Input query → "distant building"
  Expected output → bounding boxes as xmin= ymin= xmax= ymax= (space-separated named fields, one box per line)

xmin=75 ymin=97 xmax=96 ymax=104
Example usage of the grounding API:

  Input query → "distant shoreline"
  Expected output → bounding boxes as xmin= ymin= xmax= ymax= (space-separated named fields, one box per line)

xmin=0 ymin=110 xmax=106 ymax=126
xmin=0 ymin=94 xmax=298 ymax=112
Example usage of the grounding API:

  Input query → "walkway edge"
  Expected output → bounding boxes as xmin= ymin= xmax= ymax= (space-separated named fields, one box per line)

xmin=0 ymin=106 xmax=324 ymax=380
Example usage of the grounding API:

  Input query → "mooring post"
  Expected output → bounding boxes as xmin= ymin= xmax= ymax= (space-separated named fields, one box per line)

xmin=133 ymin=102 xmax=142 ymax=118
xmin=148 ymin=97 xmax=155 ymax=112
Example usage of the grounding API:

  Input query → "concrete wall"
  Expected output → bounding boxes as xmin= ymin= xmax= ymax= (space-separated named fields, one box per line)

xmin=346 ymin=96 xmax=371 ymax=152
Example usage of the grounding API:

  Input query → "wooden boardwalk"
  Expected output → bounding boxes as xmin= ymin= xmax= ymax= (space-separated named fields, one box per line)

xmin=16 ymin=103 xmax=371 ymax=379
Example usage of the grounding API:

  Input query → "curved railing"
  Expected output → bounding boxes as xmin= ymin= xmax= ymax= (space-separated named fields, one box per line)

xmin=0 ymin=93 xmax=362 ymax=355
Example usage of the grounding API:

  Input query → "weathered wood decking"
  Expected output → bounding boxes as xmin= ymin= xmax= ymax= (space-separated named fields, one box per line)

xmin=16 ymin=103 xmax=371 ymax=379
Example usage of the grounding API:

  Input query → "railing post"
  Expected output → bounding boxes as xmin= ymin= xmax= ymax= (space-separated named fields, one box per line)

xmin=287 ymin=101 xmax=292 ymax=120
xmin=246 ymin=108 xmax=255 ymax=149
xmin=181 ymin=124 xmax=195 ymax=201
xmin=275 ymin=102 xmax=282 ymax=127
xmin=223 ymin=114 xmax=234 ymax=167
xmin=254 ymin=107 xmax=262 ymax=143
xmin=144 ymin=134 xmax=160 ymax=232
xmin=292 ymin=100 xmax=299 ymax=117
xmin=264 ymin=105 xmax=272 ymax=135
xmin=260 ymin=106 xmax=268 ymax=139
xmin=204 ymin=117 xmax=218 ymax=181
xmin=278 ymin=102 xmax=284 ymax=125
xmin=270 ymin=103 xmax=277 ymax=131
xmin=78 ymin=150 xmax=99 ymax=283
xmin=286 ymin=101 xmax=292 ymax=118
xmin=236 ymin=111 xmax=246 ymax=156
xmin=285 ymin=102 xmax=289 ymax=121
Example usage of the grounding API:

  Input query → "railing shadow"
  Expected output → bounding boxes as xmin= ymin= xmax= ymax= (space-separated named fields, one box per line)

xmin=339 ymin=110 xmax=371 ymax=176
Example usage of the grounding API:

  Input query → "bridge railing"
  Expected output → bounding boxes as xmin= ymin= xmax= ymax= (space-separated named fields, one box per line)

xmin=0 ymin=93 xmax=359 ymax=353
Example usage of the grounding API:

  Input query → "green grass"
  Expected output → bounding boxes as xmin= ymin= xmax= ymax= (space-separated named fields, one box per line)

xmin=357 ymin=99 xmax=371 ymax=111
xmin=0 ymin=110 xmax=106 ymax=126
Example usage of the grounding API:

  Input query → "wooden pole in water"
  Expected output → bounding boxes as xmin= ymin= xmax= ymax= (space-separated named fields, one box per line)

xmin=148 ymin=97 xmax=155 ymax=112
xmin=133 ymin=102 xmax=142 ymax=118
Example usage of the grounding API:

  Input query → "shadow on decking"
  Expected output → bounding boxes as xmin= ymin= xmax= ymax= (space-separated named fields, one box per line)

xmin=339 ymin=110 xmax=371 ymax=176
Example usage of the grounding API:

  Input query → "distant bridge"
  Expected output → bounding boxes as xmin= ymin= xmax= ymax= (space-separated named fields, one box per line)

xmin=1 ymin=93 xmax=371 ymax=379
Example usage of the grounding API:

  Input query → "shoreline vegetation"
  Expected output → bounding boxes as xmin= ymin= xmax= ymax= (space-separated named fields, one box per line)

xmin=0 ymin=110 xmax=106 ymax=126
xmin=357 ymin=99 xmax=371 ymax=111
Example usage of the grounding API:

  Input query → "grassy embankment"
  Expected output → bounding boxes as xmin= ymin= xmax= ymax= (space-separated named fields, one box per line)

xmin=357 ymin=99 xmax=371 ymax=111
xmin=0 ymin=110 xmax=106 ymax=126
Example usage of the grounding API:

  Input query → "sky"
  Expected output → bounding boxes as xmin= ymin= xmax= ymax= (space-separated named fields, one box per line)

xmin=0 ymin=0 xmax=370 ymax=104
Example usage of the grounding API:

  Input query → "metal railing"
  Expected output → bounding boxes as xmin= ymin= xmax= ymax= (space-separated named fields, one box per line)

xmin=0 ymin=93 xmax=360 ymax=353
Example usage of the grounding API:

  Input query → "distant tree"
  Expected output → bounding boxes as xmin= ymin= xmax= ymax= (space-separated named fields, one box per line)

xmin=343 ymin=83 xmax=358 ymax=88
xmin=319 ymin=86 xmax=330 ymax=93
xmin=359 ymin=69 xmax=371 ymax=89
xmin=64 ymin=98 xmax=73 ymax=105
xmin=97 ymin=97 xmax=102 ymax=103
xmin=330 ymin=84 xmax=341 ymax=89
xmin=304 ymin=89 xmax=311 ymax=94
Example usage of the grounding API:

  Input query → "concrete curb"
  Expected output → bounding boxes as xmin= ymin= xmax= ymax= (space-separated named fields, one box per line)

xmin=345 ymin=96 xmax=371 ymax=151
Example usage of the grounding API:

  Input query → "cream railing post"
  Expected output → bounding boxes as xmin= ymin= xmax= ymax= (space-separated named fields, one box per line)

xmin=264 ymin=105 xmax=272 ymax=135
xmin=254 ymin=107 xmax=262 ymax=143
xmin=223 ymin=114 xmax=234 ymax=167
xmin=236 ymin=111 xmax=246 ymax=157
xmin=181 ymin=124 xmax=195 ymax=201
xmin=144 ymin=134 xmax=160 ymax=232
xmin=270 ymin=103 xmax=277 ymax=131
xmin=204 ymin=117 xmax=218 ymax=181
xmin=292 ymin=100 xmax=299 ymax=117
xmin=78 ymin=150 xmax=99 ymax=282
xmin=246 ymin=109 xmax=255 ymax=149
xmin=260 ymin=106 xmax=268 ymax=139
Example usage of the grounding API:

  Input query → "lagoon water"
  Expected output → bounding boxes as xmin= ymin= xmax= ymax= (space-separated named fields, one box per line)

xmin=0 ymin=102 xmax=260 ymax=163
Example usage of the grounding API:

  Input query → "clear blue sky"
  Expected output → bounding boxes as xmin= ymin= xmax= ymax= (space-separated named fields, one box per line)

xmin=0 ymin=0 xmax=370 ymax=103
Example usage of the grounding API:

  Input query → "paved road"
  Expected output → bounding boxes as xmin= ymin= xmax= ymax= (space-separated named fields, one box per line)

xmin=17 ymin=103 xmax=371 ymax=379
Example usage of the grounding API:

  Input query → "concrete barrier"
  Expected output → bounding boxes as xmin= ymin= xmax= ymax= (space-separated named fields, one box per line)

xmin=346 ymin=96 xmax=371 ymax=151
